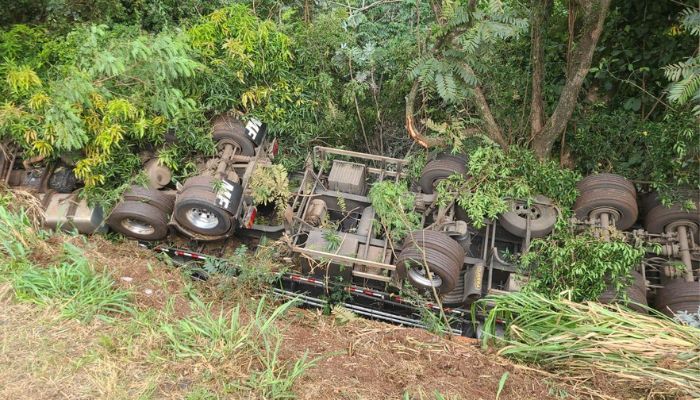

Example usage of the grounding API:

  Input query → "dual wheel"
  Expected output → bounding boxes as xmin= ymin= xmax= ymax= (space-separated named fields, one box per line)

xmin=396 ymin=230 xmax=465 ymax=294
xmin=574 ymin=173 xmax=699 ymax=315
xmin=107 ymin=116 xmax=254 ymax=241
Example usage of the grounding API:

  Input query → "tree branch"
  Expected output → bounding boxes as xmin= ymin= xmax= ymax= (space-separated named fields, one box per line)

xmin=405 ymin=81 xmax=446 ymax=148
xmin=462 ymin=63 xmax=509 ymax=149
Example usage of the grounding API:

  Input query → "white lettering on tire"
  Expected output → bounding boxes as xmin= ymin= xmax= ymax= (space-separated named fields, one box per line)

xmin=245 ymin=118 xmax=262 ymax=141
xmin=216 ymin=180 xmax=235 ymax=209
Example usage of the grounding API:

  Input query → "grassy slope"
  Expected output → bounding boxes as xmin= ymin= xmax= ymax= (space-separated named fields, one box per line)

xmin=0 ymin=193 xmax=655 ymax=400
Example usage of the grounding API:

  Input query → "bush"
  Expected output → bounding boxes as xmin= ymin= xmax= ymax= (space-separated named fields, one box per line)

xmin=519 ymin=231 xmax=645 ymax=302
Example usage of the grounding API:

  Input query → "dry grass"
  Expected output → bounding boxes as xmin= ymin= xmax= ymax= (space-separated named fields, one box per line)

xmin=482 ymin=292 xmax=700 ymax=399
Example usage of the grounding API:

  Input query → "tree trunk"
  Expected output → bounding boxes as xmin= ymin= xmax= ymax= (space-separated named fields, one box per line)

xmin=462 ymin=63 xmax=509 ymax=149
xmin=529 ymin=0 xmax=552 ymax=137
xmin=531 ymin=0 xmax=611 ymax=159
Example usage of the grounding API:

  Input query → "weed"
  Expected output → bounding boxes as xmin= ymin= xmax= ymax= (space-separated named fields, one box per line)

xmin=496 ymin=371 xmax=509 ymax=400
xmin=0 ymin=205 xmax=42 ymax=261
xmin=419 ymin=307 xmax=454 ymax=337
xmin=12 ymin=244 xmax=132 ymax=322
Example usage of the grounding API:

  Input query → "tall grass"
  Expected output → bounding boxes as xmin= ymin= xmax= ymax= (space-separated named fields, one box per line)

xmin=0 ymin=205 xmax=41 ymax=262
xmin=479 ymin=292 xmax=700 ymax=398
xmin=12 ymin=243 xmax=132 ymax=322
xmin=162 ymin=296 xmax=315 ymax=399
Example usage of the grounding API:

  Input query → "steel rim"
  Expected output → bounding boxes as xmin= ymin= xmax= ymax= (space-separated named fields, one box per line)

xmin=121 ymin=218 xmax=155 ymax=235
xmin=185 ymin=207 xmax=219 ymax=229
xmin=407 ymin=261 xmax=443 ymax=288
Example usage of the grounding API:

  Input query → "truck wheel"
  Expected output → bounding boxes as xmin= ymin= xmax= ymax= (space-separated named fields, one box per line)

xmin=396 ymin=230 xmax=464 ymax=294
xmin=435 ymin=151 xmax=468 ymax=165
xmin=108 ymin=201 xmax=170 ymax=241
xmin=598 ymin=271 xmax=647 ymax=313
xmin=441 ymin=272 xmax=466 ymax=306
xmin=499 ymin=195 xmax=557 ymax=238
xmin=122 ymin=185 xmax=175 ymax=215
xmin=577 ymin=173 xmax=635 ymax=195
xmin=173 ymin=188 xmax=232 ymax=236
xmin=644 ymin=202 xmax=700 ymax=244
xmin=655 ymin=279 xmax=700 ymax=317
xmin=573 ymin=174 xmax=638 ymax=230
xmin=181 ymin=175 xmax=218 ymax=192
xmin=419 ymin=159 xmax=467 ymax=194
xmin=211 ymin=115 xmax=255 ymax=156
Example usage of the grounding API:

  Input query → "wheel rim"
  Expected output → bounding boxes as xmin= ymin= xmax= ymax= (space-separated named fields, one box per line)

xmin=514 ymin=203 xmax=543 ymax=220
xmin=407 ymin=261 xmax=443 ymax=288
xmin=185 ymin=207 xmax=219 ymax=229
xmin=121 ymin=218 xmax=155 ymax=236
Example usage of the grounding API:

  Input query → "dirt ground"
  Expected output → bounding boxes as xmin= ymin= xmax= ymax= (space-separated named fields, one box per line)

xmin=0 ymin=236 xmax=631 ymax=400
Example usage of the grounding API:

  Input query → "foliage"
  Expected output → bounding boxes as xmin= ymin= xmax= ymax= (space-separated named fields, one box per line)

xmin=368 ymin=180 xmax=420 ymax=242
xmin=569 ymin=108 xmax=699 ymax=198
xmin=408 ymin=0 xmax=528 ymax=104
xmin=12 ymin=243 xmax=133 ymax=322
xmin=187 ymin=5 xmax=293 ymax=114
xmin=249 ymin=164 xmax=291 ymax=214
xmin=0 ymin=24 xmax=209 ymax=194
xmin=436 ymin=143 xmax=580 ymax=227
xmin=519 ymin=230 xmax=645 ymax=302
xmin=664 ymin=6 xmax=700 ymax=115
xmin=0 ymin=202 xmax=43 ymax=261
xmin=479 ymin=292 xmax=700 ymax=398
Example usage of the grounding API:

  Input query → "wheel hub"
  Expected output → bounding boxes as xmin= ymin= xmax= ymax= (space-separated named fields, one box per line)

xmin=407 ymin=262 xmax=443 ymax=288
xmin=589 ymin=207 xmax=621 ymax=224
xmin=665 ymin=219 xmax=699 ymax=238
xmin=121 ymin=218 xmax=155 ymax=235
xmin=185 ymin=207 xmax=219 ymax=229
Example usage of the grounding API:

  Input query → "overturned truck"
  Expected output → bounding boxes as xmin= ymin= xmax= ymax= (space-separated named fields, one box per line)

xmin=1 ymin=115 xmax=698 ymax=324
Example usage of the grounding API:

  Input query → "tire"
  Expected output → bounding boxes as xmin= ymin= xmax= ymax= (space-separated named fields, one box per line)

xmin=419 ymin=159 xmax=467 ymax=194
xmin=396 ymin=230 xmax=464 ymax=294
xmin=107 ymin=201 xmax=170 ymax=241
xmin=122 ymin=185 xmax=175 ymax=215
xmin=598 ymin=271 xmax=647 ymax=313
xmin=499 ymin=195 xmax=557 ymax=238
xmin=577 ymin=173 xmax=636 ymax=196
xmin=173 ymin=187 xmax=233 ymax=236
xmin=181 ymin=175 xmax=218 ymax=192
xmin=211 ymin=115 xmax=255 ymax=156
xmin=574 ymin=187 xmax=638 ymax=230
xmin=655 ymin=279 xmax=700 ymax=316
xmin=644 ymin=202 xmax=700 ymax=243
xmin=435 ymin=152 xmax=468 ymax=165
xmin=441 ymin=272 xmax=466 ymax=306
